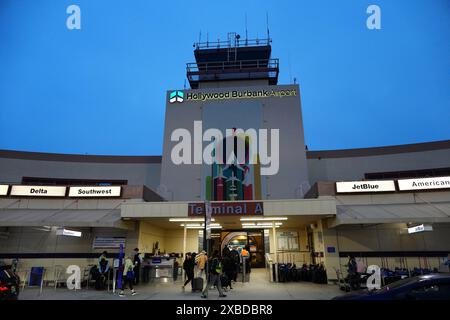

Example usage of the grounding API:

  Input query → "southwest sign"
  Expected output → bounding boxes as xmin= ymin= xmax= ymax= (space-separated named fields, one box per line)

xmin=188 ymin=202 xmax=263 ymax=216
xmin=336 ymin=180 xmax=396 ymax=193
xmin=68 ymin=186 xmax=121 ymax=197
xmin=398 ymin=176 xmax=450 ymax=191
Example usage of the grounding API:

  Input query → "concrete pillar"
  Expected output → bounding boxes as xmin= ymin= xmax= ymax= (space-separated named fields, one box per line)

xmin=182 ymin=226 xmax=187 ymax=280
xmin=272 ymin=224 xmax=278 ymax=282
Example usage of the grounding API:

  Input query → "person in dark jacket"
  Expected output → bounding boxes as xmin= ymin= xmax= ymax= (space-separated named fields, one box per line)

xmin=133 ymin=248 xmax=142 ymax=285
xmin=182 ymin=253 xmax=195 ymax=292
xmin=347 ymin=255 xmax=359 ymax=290
xmin=221 ymin=250 xmax=235 ymax=290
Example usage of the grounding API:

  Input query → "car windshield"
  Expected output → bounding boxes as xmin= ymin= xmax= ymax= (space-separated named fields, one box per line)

xmin=375 ymin=277 xmax=419 ymax=293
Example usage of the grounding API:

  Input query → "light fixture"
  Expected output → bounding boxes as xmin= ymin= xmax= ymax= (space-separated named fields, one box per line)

xmin=243 ymin=225 xmax=280 ymax=229
xmin=240 ymin=217 xmax=288 ymax=221
xmin=170 ymin=218 xmax=215 ymax=222
xmin=56 ymin=228 xmax=82 ymax=237
xmin=242 ymin=222 xmax=282 ymax=227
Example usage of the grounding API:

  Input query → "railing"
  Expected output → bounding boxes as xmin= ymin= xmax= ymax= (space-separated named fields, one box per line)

xmin=187 ymin=58 xmax=279 ymax=75
xmin=194 ymin=37 xmax=271 ymax=50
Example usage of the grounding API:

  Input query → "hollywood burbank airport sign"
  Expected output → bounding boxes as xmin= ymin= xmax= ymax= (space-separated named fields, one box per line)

xmin=169 ymin=88 xmax=297 ymax=103
xmin=188 ymin=202 xmax=263 ymax=216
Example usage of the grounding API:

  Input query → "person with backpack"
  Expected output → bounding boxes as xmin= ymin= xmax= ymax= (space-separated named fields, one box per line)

xmin=96 ymin=251 xmax=110 ymax=290
xmin=201 ymin=250 xmax=226 ymax=298
xmin=119 ymin=255 xmax=137 ymax=297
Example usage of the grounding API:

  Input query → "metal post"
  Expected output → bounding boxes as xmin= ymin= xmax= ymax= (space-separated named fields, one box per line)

xmin=182 ymin=225 xmax=187 ymax=282
xmin=204 ymin=200 xmax=211 ymax=298
xmin=272 ymin=225 xmax=278 ymax=282
xmin=242 ymin=257 xmax=246 ymax=283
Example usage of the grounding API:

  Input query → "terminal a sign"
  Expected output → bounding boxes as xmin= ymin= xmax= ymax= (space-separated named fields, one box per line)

xmin=188 ymin=202 xmax=264 ymax=216
xmin=398 ymin=176 xmax=450 ymax=191
xmin=336 ymin=180 xmax=396 ymax=193
xmin=10 ymin=185 xmax=67 ymax=197
xmin=169 ymin=88 xmax=297 ymax=103
xmin=68 ymin=186 xmax=121 ymax=197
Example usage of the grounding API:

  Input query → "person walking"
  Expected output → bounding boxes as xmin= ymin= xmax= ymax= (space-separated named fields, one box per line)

xmin=201 ymin=250 xmax=226 ymax=298
xmin=182 ymin=252 xmax=195 ymax=292
xmin=96 ymin=251 xmax=110 ymax=290
xmin=196 ymin=250 xmax=208 ymax=278
xmin=346 ymin=255 xmax=359 ymax=290
xmin=222 ymin=249 xmax=234 ymax=290
xmin=119 ymin=255 xmax=137 ymax=297
xmin=133 ymin=248 xmax=142 ymax=285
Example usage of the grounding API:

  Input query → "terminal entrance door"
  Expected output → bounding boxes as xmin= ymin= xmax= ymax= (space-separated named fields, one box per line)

xmin=210 ymin=230 xmax=265 ymax=268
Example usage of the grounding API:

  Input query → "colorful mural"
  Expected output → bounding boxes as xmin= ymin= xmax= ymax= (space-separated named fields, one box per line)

xmin=205 ymin=130 xmax=262 ymax=201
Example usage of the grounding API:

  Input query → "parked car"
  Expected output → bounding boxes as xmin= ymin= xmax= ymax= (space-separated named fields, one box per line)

xmin=332 ymin=274 xmax=450 ymax=300
xmin=0 ymin=262 xmax=20 ymax=300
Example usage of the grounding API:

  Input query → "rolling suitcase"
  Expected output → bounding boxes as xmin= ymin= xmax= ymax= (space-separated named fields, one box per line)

xmin=192 ymin=277 xmax=203 ymax=292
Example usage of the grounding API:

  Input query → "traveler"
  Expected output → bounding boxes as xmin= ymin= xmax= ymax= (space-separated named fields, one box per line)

xmin=230 ymin=247 xmax=240 ymax=281
xmin=182 ymin=252 xmax=195 ymax=292
xmin=119 ymin=255 xmax=137 ymax=297
xmin=196 ymin=250 xmax=208 ymax=278
xmin=96 ymin=251 xmax=110 ymax=290
xmin=242 ymin=245 xmax=251 ymax=274
xmin=346 ymin=255 xmax=359 ymax=290
xmin=133 ymin=248 xmax=142 ymax=285
xmin=221 ymin=249 xmax=234 ymax=290
xmin=201 ymin=250 xmax=226 ymax=298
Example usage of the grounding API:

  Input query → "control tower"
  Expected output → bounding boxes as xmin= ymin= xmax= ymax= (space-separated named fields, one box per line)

xmin=187 ymin=32 xmax=279 ymax=89
xmin=159 ymin=32 xmax=310 ymax=202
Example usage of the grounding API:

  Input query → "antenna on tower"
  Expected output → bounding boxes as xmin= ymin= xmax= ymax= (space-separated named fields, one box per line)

xmin=198 ymin=30 xmax=202 ymax=43
xmin=245 ymin=13 xmax=248 ymax=45
xmin=266 ymin=12 xmax=270 ymax=40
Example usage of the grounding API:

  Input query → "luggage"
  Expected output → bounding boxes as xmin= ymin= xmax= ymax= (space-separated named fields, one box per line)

xmin=192 ymin=277 xmax=203 ymax=292
xmin=220 ymin=274 xmax=230 ymax=288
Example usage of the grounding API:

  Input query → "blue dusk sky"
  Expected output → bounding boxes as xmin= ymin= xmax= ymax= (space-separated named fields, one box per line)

xmin=0 ymin=0 xmax=449 ymax=155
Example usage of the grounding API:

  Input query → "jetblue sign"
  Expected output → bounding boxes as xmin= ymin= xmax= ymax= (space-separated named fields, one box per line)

xmin=336 ymin=180 xmax=396 ymax=193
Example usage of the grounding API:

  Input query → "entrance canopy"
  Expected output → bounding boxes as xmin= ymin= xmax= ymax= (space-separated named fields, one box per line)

xmin=330 ymin=202 xmax=450 ymax=227
xmin=0 ymin=209 xmax=132 ymax=229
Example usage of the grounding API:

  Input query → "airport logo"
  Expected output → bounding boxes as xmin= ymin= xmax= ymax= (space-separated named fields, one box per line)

xmin=169 ymin=90 xmax=184 ymax=103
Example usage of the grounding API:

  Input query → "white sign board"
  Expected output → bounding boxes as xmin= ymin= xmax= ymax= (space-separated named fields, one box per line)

xmin=68 ymin=186 xmax=121 ymax=197
xmin=336 ymin=180 xmax=396 ymax=193
xmin=92 ymin=237 xmax=126 ymax=249
xmin=277 ymin=231 xmax=299 ymax=251
xmin=398 ymin=176 xmax=450 ymax=191
xmin=56 ymin=228 xmax=82 ymax=237
xmin=0 ymin=185 xmax=9 ymax=196
xmin=10 ymin=185 xmax=67 ymax=197
xmin=408 ymin=224 xmax=433 ymax=234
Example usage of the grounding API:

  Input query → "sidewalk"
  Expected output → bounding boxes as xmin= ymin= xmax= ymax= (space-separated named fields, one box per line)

xmin=19 ymin=269 xmax=342 ymax=300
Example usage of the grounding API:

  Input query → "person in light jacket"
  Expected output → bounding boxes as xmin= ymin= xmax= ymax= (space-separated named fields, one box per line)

xmin=196 ymin=250 xmax=208 ymax=278
xmin=119 ymin=255 xmax=137 ymax=297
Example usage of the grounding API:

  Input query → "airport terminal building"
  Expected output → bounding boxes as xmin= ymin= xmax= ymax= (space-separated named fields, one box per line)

xmin=1 ymin=35 xmax=450 ymax=282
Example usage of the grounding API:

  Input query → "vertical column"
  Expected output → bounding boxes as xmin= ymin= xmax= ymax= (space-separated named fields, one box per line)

xmin=272 ymin=224 xmax=278 ymax=282
xmin=182 ymin=226 xmax=187 ymax=280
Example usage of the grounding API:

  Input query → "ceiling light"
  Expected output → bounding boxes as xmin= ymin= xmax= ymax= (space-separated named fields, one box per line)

xmin=243 ymin=225 xmax=280 ymax=229
xmin=170 ymin=218 xmax=215 ymax=222
xmin=240 ymin=217 xmax=288 ymax=221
